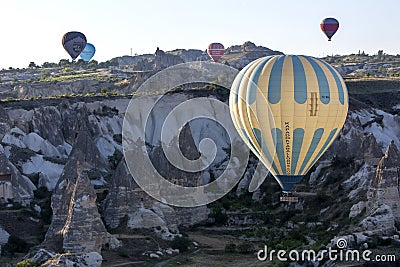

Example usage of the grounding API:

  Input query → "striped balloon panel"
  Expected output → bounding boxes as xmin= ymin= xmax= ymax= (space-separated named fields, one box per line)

xmin=230 ymin=57 xmax=272 ymax=168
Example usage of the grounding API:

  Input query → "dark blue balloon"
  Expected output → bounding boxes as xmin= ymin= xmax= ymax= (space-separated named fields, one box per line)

xmin=62 ymin=31 xmax=87 ymax=60
xmin=80 ymin=43 xmax=96 ymax=62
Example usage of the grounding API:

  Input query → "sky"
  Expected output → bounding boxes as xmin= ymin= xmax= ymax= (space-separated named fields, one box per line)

xmin=1 ymin=0 xmax=399 ymax=69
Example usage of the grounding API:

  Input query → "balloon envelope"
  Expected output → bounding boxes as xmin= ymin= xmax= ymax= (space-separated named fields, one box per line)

xmin=80 ymin=43 xmax=96 ymax=62
xmin=229 ymin=55 xmax=348 ymax=191
xmin=62 ymin=31 xmax=87 ymax=60
xmin=207 ymin=43 xmax=225 ymax=62
xmin=320 ymin=18 xmax=339 ymax=41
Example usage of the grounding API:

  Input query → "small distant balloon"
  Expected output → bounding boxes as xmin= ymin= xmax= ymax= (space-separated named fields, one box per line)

xmin=62 ymin=31 xmax=87 ymax=60
xmin=207 ymin=43 xmax=225 ymax=62
xmin=320 ymin=18 xmax=339 ymax=41
xmin=80 ymin=43 xmax=96 ymax=62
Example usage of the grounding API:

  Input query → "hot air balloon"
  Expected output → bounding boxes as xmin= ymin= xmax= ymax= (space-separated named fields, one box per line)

xmin=229 ymin=55 xmax=348 ymax=201
xmin=207 ymin=43 xmax=225 ymax=62
xmin=80 ymin=43 xmax=96 ymax=62
xmin=320 ymin=18 xmax=339 ymax=41
xmin=62 ymin=31 xmax=87 ymax=60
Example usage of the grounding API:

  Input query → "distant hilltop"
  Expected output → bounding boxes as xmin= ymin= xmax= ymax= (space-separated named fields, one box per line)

xmin=114 ymin=41 xmax=284 ymax=70
xmin=95 ymin=42 xmax=400 ymax=79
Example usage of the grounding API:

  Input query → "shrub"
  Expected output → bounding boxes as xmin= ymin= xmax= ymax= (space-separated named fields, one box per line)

xmin=225 ymin=243 xmax=237 ymax=253
xmin=237 ymin=241 xmax=254 ymax=254
xmin=212 ymin=207 xmax=227 ymax=225
xmin=108 ymin=150 xmax=123 ymax=170
xmin=16 ymin=259 xmax=37 ymax=267
xmin=33 ymin=186 xmax=51 ymax=199
xmin=3 ymin=235 xmax=29 ymax=255
xmin=377 ymin=237 xmax=393 ymax=246
xmin=171 ymin=236 xmax=191 ymax=252
xmin=117 ymin=248 xmax=129 ymax=258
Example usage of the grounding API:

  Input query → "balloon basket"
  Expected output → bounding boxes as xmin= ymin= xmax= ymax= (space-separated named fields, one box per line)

xmin=280 ymin=192 xmax=299 ymax=202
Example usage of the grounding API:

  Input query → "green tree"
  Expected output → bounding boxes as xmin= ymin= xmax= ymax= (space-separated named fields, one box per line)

xmin=237 ymin=241 xmax=254 ymax=254
xmin=41 ymin=62 xmax=57 ymax=68
xmin=377 ymin=50 xmax=384 ymax=61
xmin=76 ymin=59 xmax=86 ymax=66
xmin=171 ymin=236 xmax=191 ymax=252
xmin=16 ymin=259 xmax=37 ymax=267
xmin=58 ymin=59 xmax=70 ymax=67
xmin=225 ymin=243 xmax=237 ymax=253
xmin=28 ymin=62 xmax=38 ymax=68
xmin=87 ymin=59 xmax=99 ymax=69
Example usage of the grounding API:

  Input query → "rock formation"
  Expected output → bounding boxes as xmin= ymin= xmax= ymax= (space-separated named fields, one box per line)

xmin=349 ymin=140 xmax=400 ymax=235
xmin=44 ymin=132 xmax=117 ymax=254
xmin=166 ymin=49 xmax=209 ymax=62
xmin=41 ymin=252 xmax=103 ymax=267
xmin=224 ymin=41 xmax=284 ymax=69
xmin=328 ymin=114 xmax=382 ymax=162
xmin=154 ymin=47 xmax=184 ymax=70
xmin=31 ymin=106 xmax=65 ymax=146
xmin=366 ymin=141 xmax=400 ymax=225
xmin=103 ymin=158 xmax=209 ymax=239
xmin=67 ymin=130 xmax=110 ymax=174
xmin=0 ymin=151 xmax=36 ymax=205
xmin=0 ymin=106 xmax=10 ymax=141
xmin=103 ymin=159 xmax=180 ymax=239
xmin=0 ymin=225 xmax=10 ymax=255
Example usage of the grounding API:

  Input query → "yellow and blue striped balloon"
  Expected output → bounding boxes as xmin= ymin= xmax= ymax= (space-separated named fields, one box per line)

xmin=229 ymin=55 xmax=348 ymax=192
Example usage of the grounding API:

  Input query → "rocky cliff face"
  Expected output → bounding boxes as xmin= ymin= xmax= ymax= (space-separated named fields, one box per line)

xmin=44 ymin=137 xmax=110 ymax=253
xmin=154 ymin=47 xmax=185 ymax=70
xmin=224 ymin=41 xmax=284 ymax=69
xmin=327 ymin=114 xmax=382 ymax=163
xmin=0 ymin=151 xmax=36 ymax=205
xmin=362 ymin=141 xmax=400 ymax=233
xmin=0 ymin=225 xmax=10 ymax=255
xmin=103 ymin=156 xmax=208 ymax=240
xmin=10 ymin=79 xmax=115 ymax=99
xmin=167 ymin=49 xmax=209 ymax=62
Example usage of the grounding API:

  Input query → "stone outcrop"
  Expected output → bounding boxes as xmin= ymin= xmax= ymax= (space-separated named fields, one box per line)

xmin=154 ymin=47 xmax=184 ymax=70
xmin=103 ymin=159 xmax=180 ymax=239
xmin=12 ymin=79 xmax=113 ymax=99
xmin=102 ymin=159 xmax=150 ymax=228
xmin=360 ymin=204 xmax=395 ymax=234
xmin=67 ymin=130 xmax=110 ymax=174
xmin=224 ymin=41 xmax=283 ymax=69
xmin=103 ymin=159 xmax=208 ymax=239
xmin=366 ymin=141 xmax=400 ymax=223
xmin=0 ymin=225 xmax=10 ymax=255
xmin=329 ymin=114 xmax=382 ymax=162
xmin=0 ymin=106 xmax=10 ymax=141
xmin=0 ymin=151 xmax=36 ymax=205
xmin=116 ymin=54 xmax=154 ymax=66
xmin=41 ymin=252 xmax=102 ymax=267
xmin=351 ymin=141 xmax=400 ymax=235
xmin=0 ymin=106 xmax=9 ymax=124
xmin=44 ymin=133 xmax=117 ymax=253
xmin=166 ymin=49 xmax=209 ymax=62
xmin=31 ymin=106 xmax=65 ymax=146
